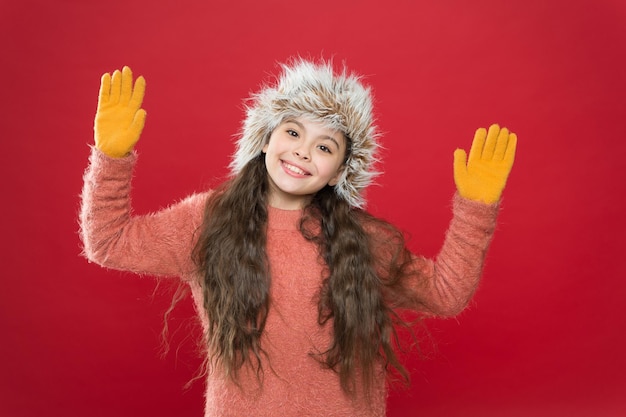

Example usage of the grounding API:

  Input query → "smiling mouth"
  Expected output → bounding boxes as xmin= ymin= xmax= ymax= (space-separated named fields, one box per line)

xmin=282 ymin=161 xmax=310 ymax=176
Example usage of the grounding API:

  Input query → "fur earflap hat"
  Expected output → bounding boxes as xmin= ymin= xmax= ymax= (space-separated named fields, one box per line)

xmin=229 ymin=58 xmax=380 ymax=208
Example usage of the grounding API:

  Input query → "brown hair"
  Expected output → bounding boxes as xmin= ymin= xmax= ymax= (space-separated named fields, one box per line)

xmin=193 ymin=154 xmax=420 ymax=395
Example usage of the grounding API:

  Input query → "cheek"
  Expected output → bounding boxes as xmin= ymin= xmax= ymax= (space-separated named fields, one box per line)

xmin=323 ymin=160 xmax=344 ymax=182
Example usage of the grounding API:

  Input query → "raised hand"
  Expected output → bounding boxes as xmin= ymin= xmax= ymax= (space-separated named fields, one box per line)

xmin=94 ymin=66 xmax=146 ymax=158
xmin=453 ymin=124 xmax=517 ymax=204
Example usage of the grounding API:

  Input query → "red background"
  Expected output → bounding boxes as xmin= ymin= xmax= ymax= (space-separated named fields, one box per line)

xmin=2 ymin=0 xmax=625 ymax=416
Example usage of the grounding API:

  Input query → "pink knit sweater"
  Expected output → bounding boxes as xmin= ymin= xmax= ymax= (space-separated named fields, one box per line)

xmin=80 ymin=148 xmax=499 ymax=416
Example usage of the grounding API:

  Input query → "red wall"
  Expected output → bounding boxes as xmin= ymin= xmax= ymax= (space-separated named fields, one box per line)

xmin=2 ymin=0 xmax=625 ymax=416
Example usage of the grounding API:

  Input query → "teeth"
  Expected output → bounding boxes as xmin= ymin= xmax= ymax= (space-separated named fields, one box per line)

xmin=284 ymin=162 xmax=307 ymax=175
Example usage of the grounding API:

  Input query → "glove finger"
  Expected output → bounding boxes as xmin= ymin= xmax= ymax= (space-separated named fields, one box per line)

xmin=129 ymin=109 xmax=147 ymax=139
xmin=129 ymin=75 xmax=146 ymax=110
xmin=109 ymin=69 xmax=122 ymax=104
xmin=482 ymin=124 xmax=500 ymax=160
xmin=97 ymin=72 xmax=111 ymax=108
xmin=468 ymin=127 xmax=487 ymax=163
xmin=493 ymin=127 xmax=510 ymax=161
xmin=120 ymin=66 xmax=134 ymax=104
xmin=453 ymin=148 xmax=468 ymax=178
xmin=503 ymin=132 xmax=517 ymax=167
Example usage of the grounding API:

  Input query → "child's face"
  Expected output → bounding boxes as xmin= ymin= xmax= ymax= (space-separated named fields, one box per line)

xmin=262 ymin=117 xmax=347 ymax=210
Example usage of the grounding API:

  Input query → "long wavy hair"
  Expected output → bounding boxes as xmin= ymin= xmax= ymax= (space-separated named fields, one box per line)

xmin=193 ymin=153 xmax=421 ymax=396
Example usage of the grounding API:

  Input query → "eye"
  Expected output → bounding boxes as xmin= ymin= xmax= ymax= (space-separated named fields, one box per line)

xmin=318 ymin=144 xmax=332 ymax=154
xmin=286 ymin=129 xmax=299 ymax=138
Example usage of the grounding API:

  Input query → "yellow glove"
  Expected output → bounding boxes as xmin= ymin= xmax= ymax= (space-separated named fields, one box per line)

xmin=94 ymin=66 xmax=146 ymax=158
xmin=454 ymin=124 xmax=517 ymax=204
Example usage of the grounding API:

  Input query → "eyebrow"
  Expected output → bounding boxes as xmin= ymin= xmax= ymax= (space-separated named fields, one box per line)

xmin=286 ymin=119 xmax=342 ymax=150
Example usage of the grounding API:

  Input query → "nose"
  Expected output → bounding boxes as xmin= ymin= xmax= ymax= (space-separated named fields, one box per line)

xmin=293 ymin=145 xmax=310 ymax=160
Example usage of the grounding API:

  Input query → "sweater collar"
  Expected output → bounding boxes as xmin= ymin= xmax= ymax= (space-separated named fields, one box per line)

xmin=267 ymin=205 xmax=303 ymax=230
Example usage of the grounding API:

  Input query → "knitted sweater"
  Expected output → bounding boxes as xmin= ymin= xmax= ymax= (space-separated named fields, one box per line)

xmin=79 ymin=148 xmax=499 ymax=416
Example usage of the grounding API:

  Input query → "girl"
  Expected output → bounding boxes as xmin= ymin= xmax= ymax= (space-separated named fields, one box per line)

xmin=80 ymin=60 xmax=516 ymax=416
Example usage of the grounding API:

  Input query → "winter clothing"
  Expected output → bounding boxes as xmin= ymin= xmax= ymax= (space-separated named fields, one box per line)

xmin=94 ymin=66 xmax=146 ymax=158
xmin=453 ymin=124 xmax=517 ymax=204
xmin=231 ymin=59 xmax=379 ymax=209
xmin=80 ymin=148 xmax=499 ymax=417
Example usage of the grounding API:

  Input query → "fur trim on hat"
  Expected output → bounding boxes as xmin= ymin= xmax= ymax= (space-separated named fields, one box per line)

xmin=229 ymin=58 xmax=380 ymax=208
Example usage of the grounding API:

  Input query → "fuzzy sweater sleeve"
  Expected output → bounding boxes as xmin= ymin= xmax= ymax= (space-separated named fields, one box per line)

xmin=391 ymin=194 xmax=499 ymax=317
xmin=79 ymin=147 xmax=207 ymax=279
